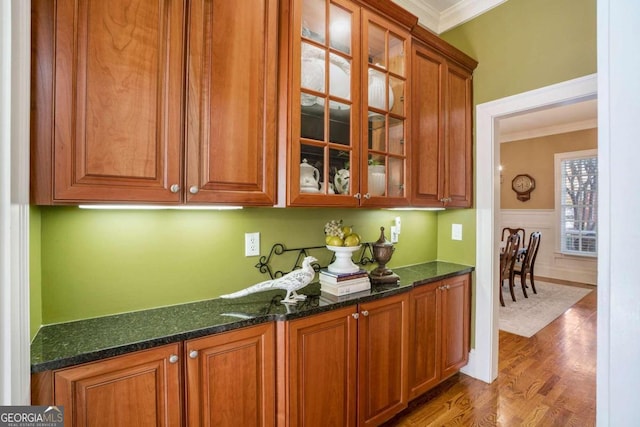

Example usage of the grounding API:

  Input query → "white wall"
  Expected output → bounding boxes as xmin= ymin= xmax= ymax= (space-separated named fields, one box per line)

xmin=596 ymin=1 xmax=640 ymax=425
xmin=500 ymin=209 xmax=597 ymax=285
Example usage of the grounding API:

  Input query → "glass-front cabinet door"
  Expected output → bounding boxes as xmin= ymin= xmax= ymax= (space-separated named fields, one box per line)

xmin=289 ymin=0 xmax=410 ymax=206
xmin=360 ymin=10 xmax=409 ymax=206
xmin=291 ymin=0 xmax=361 ymax=206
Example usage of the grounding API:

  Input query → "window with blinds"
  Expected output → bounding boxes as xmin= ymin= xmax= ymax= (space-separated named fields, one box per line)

xmin=555 ymin=149 xmax=597 ymax=256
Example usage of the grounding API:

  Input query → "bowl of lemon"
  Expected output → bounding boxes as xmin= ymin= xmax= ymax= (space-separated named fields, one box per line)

xmin=324 ymin=220 xmax=362 ymax=273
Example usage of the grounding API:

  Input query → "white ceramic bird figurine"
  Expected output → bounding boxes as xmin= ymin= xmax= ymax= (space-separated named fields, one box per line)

xmin=219 ymin=256 xmax=318 ymax=304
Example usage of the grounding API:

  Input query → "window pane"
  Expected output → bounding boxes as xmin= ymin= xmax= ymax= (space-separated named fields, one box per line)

xmin=559 ymin=154 xmax=598 ymax=255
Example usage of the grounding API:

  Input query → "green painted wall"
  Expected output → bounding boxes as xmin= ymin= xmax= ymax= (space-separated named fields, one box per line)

xmin=440 ymin=0 xmax=596 ymax=105
xmin=36 ymin=207 xmax=437 ymax=324
xmin=436 ymin=0 xmax=597 ymax=259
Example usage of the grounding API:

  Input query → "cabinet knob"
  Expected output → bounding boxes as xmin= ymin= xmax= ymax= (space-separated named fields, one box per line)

xmin=189 ymin=350 xmax=198 ymax=359
xmin=170 ymin=184 xmax=180 ymax=193
xmin=364 ymin=193 xmax=371 ymax=199
xmin=361 ymin=310 xmax=369 ymax=316
xmin=352 ymin=313 xmax=360 ymax=320
xmin=169 ymin=354 xmax=179 ymax=364
xmin=189 ymin=186 xmax=199 ymax=194
xmin=353 ymin=193 xmax=361 ymax=199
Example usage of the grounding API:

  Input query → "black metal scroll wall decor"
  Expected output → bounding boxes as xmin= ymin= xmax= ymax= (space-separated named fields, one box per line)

xmin=254 ymin=243 xmax=376 ymax=279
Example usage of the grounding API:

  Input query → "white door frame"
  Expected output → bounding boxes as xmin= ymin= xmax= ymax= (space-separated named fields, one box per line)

xmin=0 ymin=0 xmax=31 ymax=404
xmin=461 ymin=74 xmax=598 ymax=382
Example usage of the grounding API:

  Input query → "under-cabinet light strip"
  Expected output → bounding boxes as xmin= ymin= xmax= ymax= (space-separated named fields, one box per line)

xmin=78 ymin=205 xmax=243 ymax=210
xmin=386 ymin=207 xmax=445 ymax=211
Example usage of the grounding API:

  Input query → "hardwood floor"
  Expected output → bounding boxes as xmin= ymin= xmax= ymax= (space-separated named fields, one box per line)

xmin=384 ymin=287 xmax=597 ymax=426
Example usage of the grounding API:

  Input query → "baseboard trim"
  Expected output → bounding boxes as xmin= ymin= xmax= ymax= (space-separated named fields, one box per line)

xmin=535 ymin=275 xmax=596 ymax=288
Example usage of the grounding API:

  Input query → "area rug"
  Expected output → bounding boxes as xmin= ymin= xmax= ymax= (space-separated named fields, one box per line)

xmin=499 ymin=281 xmax=594 ymax=337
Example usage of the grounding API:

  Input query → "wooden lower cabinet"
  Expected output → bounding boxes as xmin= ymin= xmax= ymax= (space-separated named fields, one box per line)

xmin=409 ymin=274 xmax=470 ymax=399
xmin=280 ymin=293 xmax=409 ymax=427
xmin=185 ymin=322 xmax=276 ymax=426
xmin=33 ymin=323 xmax=275 ymax=427
xmin=31 ymin=277 xmax=470 ymax=427
xmin=52 ymin=343 xmax=182 ymax=427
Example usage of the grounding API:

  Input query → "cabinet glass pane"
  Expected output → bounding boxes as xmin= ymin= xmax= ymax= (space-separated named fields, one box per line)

xmin=367 ymin=23 xmax=386 ymax=68
xmin=389 ymin=76 xmax=404 ymax=116
xmin=329 ymin=102 xmax=350 ymax=146
xmin=388 ymin=157 xmax=404 ymax=197
xmin=368 ymin=68 xmax=388 ymax=110
xmin=301 ymin=104 xmax=325 ymax=141
xmin=301 ymin=43 xmax=325 ymax=107
xmin=368 ymin=157 xmax=386 ymax=197
xmin=368 ymin=114 xmax=386 ymax=151
xmin=388 ymin=33 xmax=404 ymax=76
xmin=301 ymin=0 xmax=325 ymax=44
xmin=329 ymin=4 xmax=351 ymax=54
xmin=330 ymin=148 xmax=351 ymax=195
xmin=388 ymin=117 xmax=404 ymax=155
xmin=328 ymin=53 xmax=350 ymax=102
xmin=300 ymin=145 xmax=324 ymax=193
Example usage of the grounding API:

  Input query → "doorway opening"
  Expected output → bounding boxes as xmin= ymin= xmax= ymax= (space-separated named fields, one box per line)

xmin=461 ymin=74 xmax=597 ymax=383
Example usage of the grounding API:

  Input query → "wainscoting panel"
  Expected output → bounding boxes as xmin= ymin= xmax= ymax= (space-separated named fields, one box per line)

xmin=500 ymin=209 xmax=597 ymax=285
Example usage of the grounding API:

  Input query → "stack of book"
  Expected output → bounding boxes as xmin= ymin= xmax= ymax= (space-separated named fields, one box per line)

xmin=319 ymin=268 xmax=371 ymax=296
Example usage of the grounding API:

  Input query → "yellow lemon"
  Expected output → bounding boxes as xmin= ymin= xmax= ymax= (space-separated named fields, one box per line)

xmin=344 ymin=233 xmax=361 ymax=247
xmin=341 ymin=225 xmax=353 ymax=236
xmin=325 ymin=235 xmax=334 ymax=244
xmin=327 ymin=236 xmax=344 ymax=247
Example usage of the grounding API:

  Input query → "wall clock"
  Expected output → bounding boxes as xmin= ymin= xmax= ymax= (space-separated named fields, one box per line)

xmin=511 ymin=174 xmax=535 ymax=201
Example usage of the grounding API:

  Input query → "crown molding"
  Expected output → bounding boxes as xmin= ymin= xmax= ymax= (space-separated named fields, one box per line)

xmin=439 ymin=0 xmax=508 ymax=32
xmin=391 ymin=0 xmax=440 ymax=33
xmin=394 ymin=0 xmax=509 ymax=34
xmin=500 ymin=118 xmax=598 ymax=143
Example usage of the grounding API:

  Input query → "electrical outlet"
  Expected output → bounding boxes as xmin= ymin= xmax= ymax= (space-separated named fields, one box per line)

xmin=245 ymin=232 xmax=260 ymax=256
xmin=394 ymin=216 xmax=401 ymax=234
xmin=390 ymin=226 xmax=399 ymax=243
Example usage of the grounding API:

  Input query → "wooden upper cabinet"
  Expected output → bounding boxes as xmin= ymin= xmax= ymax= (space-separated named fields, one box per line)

xmin=185 ymin=0 xmax=278 ymax=205
xmin=31 ymin=0 xmax=277 ymax=205
xmin=53 ymin=343 xmax=182 ymax=427
xmin=283 ymin=0 xmax=414 ymax=207
xmin=32 ymin=0 xmax=185 ymax=204
xmin=410 ymin=33 xmax=476 ymax=208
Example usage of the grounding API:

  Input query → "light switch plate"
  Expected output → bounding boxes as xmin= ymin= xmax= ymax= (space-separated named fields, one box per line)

xmin=452 ymin=224 xmax=463 ymax=241
xmin=390 ymin=226 xmax=399 ymax=243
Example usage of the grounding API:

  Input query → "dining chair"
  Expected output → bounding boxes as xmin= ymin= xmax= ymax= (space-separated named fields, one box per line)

xmin=499 ymin=232 xmax=520 ymax=307
xmin=501 ymin=227 xmax=526 ymax=261
xmin=514 ymin=231 xmax=542 ymax=298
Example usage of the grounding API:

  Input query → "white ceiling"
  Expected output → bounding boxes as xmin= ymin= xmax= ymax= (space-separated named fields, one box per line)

xmin=498 ymin=99 xmax=598 ymax=143
xmin=393 ymin=0 xmax=598 ymax=141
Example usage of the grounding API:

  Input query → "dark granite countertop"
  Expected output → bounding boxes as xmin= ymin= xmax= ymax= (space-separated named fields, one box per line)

xmin=31 ymin=261 xmax=473 ymax=373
